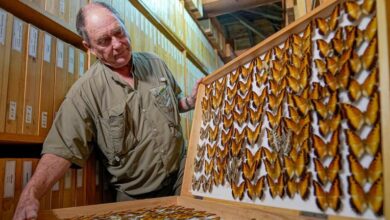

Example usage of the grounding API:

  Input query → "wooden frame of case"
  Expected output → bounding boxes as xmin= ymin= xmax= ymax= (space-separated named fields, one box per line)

xmin=38 ymin=0 xmax=390 ymax=219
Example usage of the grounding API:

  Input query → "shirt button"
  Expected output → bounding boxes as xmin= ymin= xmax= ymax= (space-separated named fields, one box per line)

xmin=114 ymin=155 xmax=120 ymax=162
xmin=142 ymin=108 xmax=146 ymax=113
xmin=153 ymin=128 xmax=157 ymax=132
xmin=161 ymin=149 xmax=165 ymax=153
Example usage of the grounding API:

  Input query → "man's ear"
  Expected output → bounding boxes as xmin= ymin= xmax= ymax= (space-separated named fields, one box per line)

xmin=82 ymin=40 xmax=96 ymax=56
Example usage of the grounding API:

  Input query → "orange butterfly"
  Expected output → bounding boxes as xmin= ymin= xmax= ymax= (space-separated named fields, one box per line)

xmin=313 ymin=177 xmax=342 ymax=212
xmin=216 ymin=145 xmax=229 ymax=159
xmin=328 ymin=48 xmax=352 ymax=76
xmin=349 ymin=68 xmax=378 ymax=102
xmin=266 ymin=106 xmax=283 ymax=129
xmin=223 ymin=114 xmax=234 ymax=130
xmin=204 ymin=159 xmax=214 ymax=175
xmin=284 ymin=114 xmax=310 ymax=135
xmin=286 ymin=172 xmax=311 ymax=200
xmin=292 ymin=34 xmax=310 ymax=54
xmin=349 ymin=51 xmax=362 ymax=76
xmin=233 ymin=128 xmax=246 ymax=143
xmin=348 ymin=152 xmax=382 ymax=186
xmin=212 ymin=90 xmax=224 ymax=109
xmin=314 ymin=59 xmax=327 ymax=77
xmin=264 ymin=157 xmax=282 ymax=181
xmin=273 ymin=46 xmax=284 ymax=61
xmin=271 ymin=65 xmax=287 ymax=84
xmin=242 ymin=160 xmax=258 ymax=181
xmin=267 ymin=174 xmax=285 ymax=198
xmin=197 ymin=144 xmax=206 ymax=158
xmin=224 ymin=99 xmax=235 ymax=116
xmin=346 ymin=123 xmax=380 ymax=159
xmin=302 ymin=22 xmax=312 ymax=40
xmin=255 ymin=72 xmax=268 ymax=88
xmin=291 ymin=125 xmax=310 ymax=150
xmin=310 ymin=82 xmax=330 ymax=100
xmin=205 ymin=84 xmax=212 ymax=97
xmin=261 ymin=147 xmax=279 ymax=164
xmin=269 ymin=78 xmax=287 ymax=96
xmin=226 ymin=84 xmax=238 ymax=101
xmin=238 ymin=65 xmax=251 ymax=81
xmin=209 ymin=126 xmax=219 ymax=142
xmin=284 ymin=150 xmax=307 ymax=179
xmin=194 ymin=157 xmax=204 ymax=173
xmin=348 ymin=175 xmax=383 ymax=216
xmin=249 ymin=106 xmax=263 ymax=125
xmin=292 ymin=94 xmax=313 ymax=116
xmin=202 ymin=175 xmax=213 ymax=193
xmin=231 ymin=138 xmax=244 ymax=157
xmin=287 ymin=106 xmax=300 ymax=123
xmin=331 ymin=38 xmax=346 ymax=56
xmin=315 ymin=5 xmax=339 ymax=36
xmin=318 ymin=112 xmax=341 ymax=137
xmin=246 ymin=148 xmax=262 ymax=168
xmin=342 ymin=92 xmax=379 ymax=130
xmin=255 ymin=57 xmax=264 ymax=73
xmin=221 ymin=128 xmax=233 ymax=146
xmin=272 ymin=60 xmax=284 ymax=72
xmin=317 ymin=39 xmax=332 ymax=58
xmin=324 ymin=63 xmax=351 ymax=92
xmin=213 ymin=169 xmax=225 ymax=186
xmin=364 ymin=15 xmax=377 ymax=42
xmin=268 ymin=90 xmax=285 ymax=112
xmin=215 ymin=76 xmax=226 ymax=92
xmin=229 ymin=70 xmax=240 ymax=85
xmin=313 ymin=129 xmax=339 ymax=160
xmin=233 ymin=105 xmax=248 ymax=127
xmin=235 ymin=92 xmax=250 ymax=109
xmin=314 ymin=155 xmax=341 ymax=186
xmin=345 ymin=0 xmax=375 ymax=22
xmin=246 ymin=176 xmax=266 ymax=200
xmin=287 ymin=68 xmax=309 ymax=93
xmin=246 ymin=125 xmax=262 ymax=146
xmin=252 ymin=89 xmax=267 ymax=110
xmin=238 ymin=78 xmax=252 ymax=97
xmin=313 ymin=92 xmax=338 ymax=119
xmin=231 ymin=181 xmax=245 ymax=200
xmin=361 ymin=38 xmax=377 ymax=71
xmin=345 ymin=26 xmax=364 ymax=49
xmin=216 ymin=157 xmax=227 ymax=173
xmin=291 ymin=55 xmax=302 ymax=71
xmin=263 ymin=50 xmax=273 ymax=69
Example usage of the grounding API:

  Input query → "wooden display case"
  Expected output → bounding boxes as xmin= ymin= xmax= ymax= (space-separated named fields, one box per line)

xmin=38 ymin=0 xmax=390 ymax=219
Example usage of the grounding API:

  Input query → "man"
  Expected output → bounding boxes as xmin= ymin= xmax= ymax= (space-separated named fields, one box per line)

xmin=13 ymin=2 xmax=200 ymax=219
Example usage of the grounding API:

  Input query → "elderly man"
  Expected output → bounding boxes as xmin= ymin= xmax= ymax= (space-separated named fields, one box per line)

xmin=13 ymin=2 xmax=200 ymax=219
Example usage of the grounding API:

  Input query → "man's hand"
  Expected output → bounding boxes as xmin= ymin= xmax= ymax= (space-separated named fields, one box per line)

xmin=186 ymin=78 xmax=203 ymax=108
xmin=13 ymin=189 xmax=40 ymax=220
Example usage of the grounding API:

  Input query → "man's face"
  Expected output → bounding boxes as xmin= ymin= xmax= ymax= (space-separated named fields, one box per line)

xmin=83 ymin=7 xmax=132 ymax=69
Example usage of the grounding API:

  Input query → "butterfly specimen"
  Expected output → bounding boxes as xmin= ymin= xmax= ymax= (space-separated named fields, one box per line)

xmin=315 ymin=5 xmax=339 ymax=36
xmin=272 ymin=64 xmax=287 ymax=83
xmin=224 ymin=99 xmax=236 ymax=116
xmin=361 ymin=38 xmax=377 ymax=71
xmin=205 ymin=159 xmax=214 ymax=175
xmin=213 ymin=169 xmax=225 ymax=186
xmin=235 ymin=91 xmax=251 ymax=109
xmin=274 ymin=46 xmax=284 ymax=61
xmin=269 ymin=77 xmax=287 ymax=96
xmin=223 ymin=114 xmax=234 ymax=130
xmin=326 ymin=48 xmax=352 ymax=76
xmin=287 ymin=67 xmax=310 ymax=94
xmin=284 ymin=150 xmax=307 ymax=179
xmin=234 ymin=127 xmax=246 ymax=143
xmin=314 ymin=59 xmax=327 ymax=77
xmin=246 ymin=125 xmax=262 ymax=146
xmin=345 ymin=26 xmax=364 ymax=49
xmin=217 ymin=145 xmax=229 ymax=159
xmin=231 ymin=181 xmax=245 ymax=200
xmin=292 ymin=94 xmax=313 ymax=116
xmin=313 ymin=129 xmax=339 ymax=161
xmin=249 ymin=106 xmax=263 ymax=125
xmin=313 ymin=92 xmax=338 ymax=119
xmin=318 ymin=112 xmax=341 ymax=137
xmin=364 ymin=15 xmax=377 ymax=42
xmin=348 ymin=175 xmax=383 ymax=216
xmin=192 ymin=175 xmax=204 ymax=191
xmin=212 ymin=110 xmax=221 ymax=125
xmin=287 ymin=106 xmax=301 ymax=123
xmin=233 ymin=105 xmax=248 ymax=126
xmin=212 ymin=90 xmax=224 ymax=109
xmin=284 ymin=114 xmax=310 ymax=136
xmin=197 ymin=144 xmax=206 ymax=158
xmin=313 ymin=177 xmax=342 ymax=212
xmin=267 ymin=174 xmax=285 ymax=198
xmin=242 ymin=160 xmax=258 ymax=181
xmin=238 ymin=76 xmax=252 ymax=96
xmin=349 ymin=68 xmax=378 ymax=102
xmin=317 ymin=39 xmax=333 ymax=58
xmin=342 ymin=92 xmax=379 ymax=130
xmin=200 ymin=126 xmax=209 ymax=140
xmin=348 ymin=152 xmax=382 ymax=186
xmin=291 ymin=125 xmax=310 ymax=152
xmin=264 ymin=157 xmax=282 ymax=181
xmin=216 ymin=157 xmax=227 ymax=173
xmin=202 ymin=175 xmax=213 ymax=193
xmin=349 ymin=51 xmax=362 ymax=76
xmin=246 ymin=148 xmax=262 ymax=168
xmin=346 ymin=123 xmax=380 ymax=159
xmin=230 ymin=70 xmax=240 ymax=85
xmin=324 ymin=63 xmax=351 ymax=92
xmin=231 ymin=138 xmax=244 ymax=157
xmin=263 ymin=50 xmax=273 ymax=69
xmin=252 ymin=89 xmax=267 ymax=110
xmin=221 ymin=128 xmax=233 ymax=146
xmin=344 ymin=0 xmax=376 ymax=22
xmin=310 ymin=83 xmax=330 ymax=100
xmin=207 ymin=143 xmax=217 ymax=159
xmin=209 ymin=126 xmax=219 ymax=142
xmin=239 ymin=65 xmax=251 ymax=80
xmin=261 ymin=147 xmax=279 ymax=164
xmin=268 ymin=90 xmax=285 ymax=112
xmin=255 ymin=71 xmax=268 ymax=87
xmin=246 ymin=176 xmax=266 ymax=200
xmin=266 ymin=106 xmax=283 ymax=129
xmin=226 ymin=83 xmax=238 ymax=101
xmin=286 ymin=172 xmax=311 ymax=200
xmin=194 ymin=158 xmax=204 ymax=173
xmin=331 ymin=38 xmax=346 ymax=56
xmin=255 ymin=57 xmax=264 ymax=73
xmin=314 ymin=155 xmax=342 ymax=186
xmin=215 ymin=76 xmax=226 ymax=93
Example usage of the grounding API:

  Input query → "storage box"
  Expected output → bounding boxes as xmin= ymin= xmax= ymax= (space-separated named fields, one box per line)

xmin=38 ymin=0 xmax=390 ymax=219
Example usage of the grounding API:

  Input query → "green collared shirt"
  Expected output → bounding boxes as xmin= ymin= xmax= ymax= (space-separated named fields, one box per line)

xmin=42 ymin=52 xmax=184 ymax=195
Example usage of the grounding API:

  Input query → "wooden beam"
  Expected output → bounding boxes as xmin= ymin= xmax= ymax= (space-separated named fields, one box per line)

xmin=229 ymin=13 xmax=266 ymax=39
xmin=244 ymin=9 xmax=283 ymax=22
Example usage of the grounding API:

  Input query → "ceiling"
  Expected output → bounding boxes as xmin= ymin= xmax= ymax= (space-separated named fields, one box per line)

xmin=202 ymin=0 xmax=284 ymax=58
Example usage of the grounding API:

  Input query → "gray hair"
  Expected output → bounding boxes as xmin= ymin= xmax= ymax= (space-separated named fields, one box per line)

xmin=76 ymin=1 xmax=125 ymax=44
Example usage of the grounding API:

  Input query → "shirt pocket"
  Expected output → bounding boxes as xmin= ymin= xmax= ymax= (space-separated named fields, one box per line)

xmin=150 ymin=84 xmax=176 ymax=123
xmin=97 ymin=102 xmax=138 ymax=166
